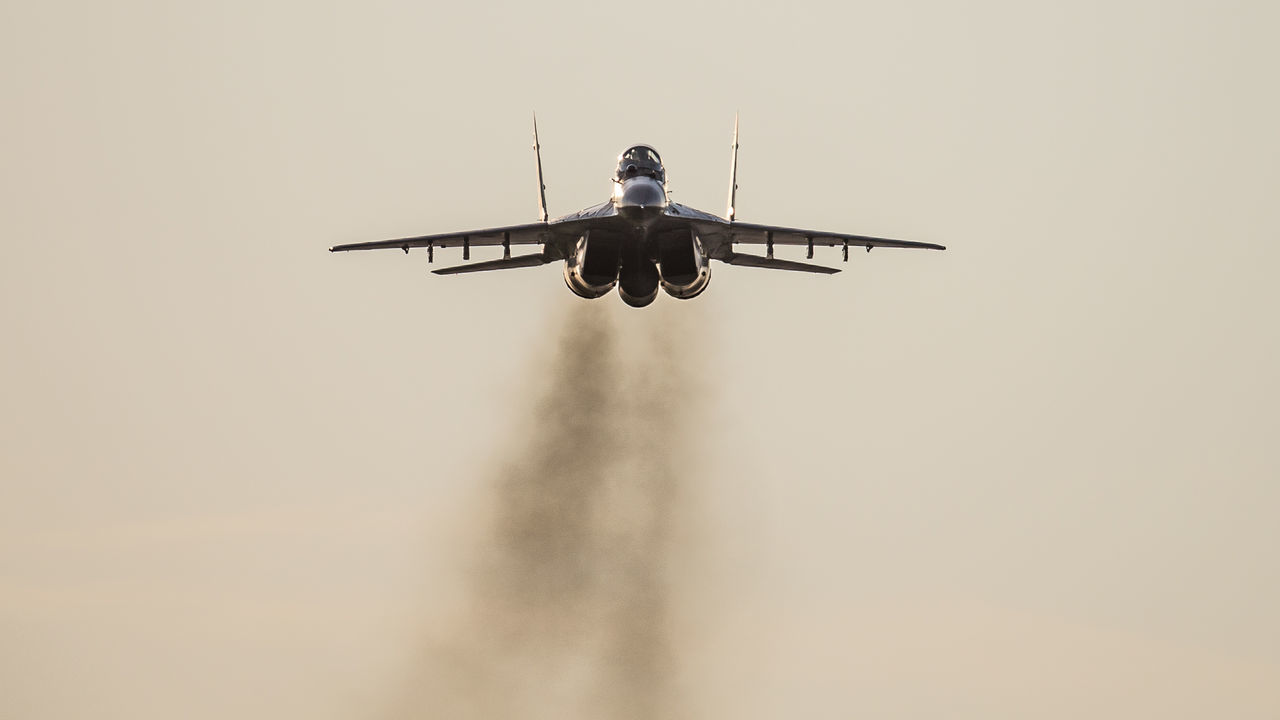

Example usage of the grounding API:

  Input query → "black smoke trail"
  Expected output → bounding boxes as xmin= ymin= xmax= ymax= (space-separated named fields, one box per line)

xmin=394 ymin=301 xmax=694 ymax=720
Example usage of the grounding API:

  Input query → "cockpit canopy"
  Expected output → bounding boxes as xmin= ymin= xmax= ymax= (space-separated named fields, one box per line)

xmin=615 ymin=145 xmax=665 ymax=184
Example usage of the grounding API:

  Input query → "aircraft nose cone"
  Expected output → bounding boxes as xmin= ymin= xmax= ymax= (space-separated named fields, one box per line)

xmin=617 ymin=177 xmax=666 ymax=210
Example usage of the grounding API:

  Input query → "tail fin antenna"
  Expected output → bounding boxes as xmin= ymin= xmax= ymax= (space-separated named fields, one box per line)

xmin=726 ymin=113 xmax=739 ymax=222
xmin=533 ymin=113 xmax=549 ymax=223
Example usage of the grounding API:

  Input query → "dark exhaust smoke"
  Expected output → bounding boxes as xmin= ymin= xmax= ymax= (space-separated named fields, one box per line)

xmin=392 ymin=301 xmax=694 ymax=720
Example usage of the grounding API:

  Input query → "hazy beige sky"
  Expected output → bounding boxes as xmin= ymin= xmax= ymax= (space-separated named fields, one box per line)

xmin=3 ymin=1 xmax=1279 ymax=718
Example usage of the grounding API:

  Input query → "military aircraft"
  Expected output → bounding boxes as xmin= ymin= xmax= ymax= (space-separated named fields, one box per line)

xmin=330 ymin=117 xmax=945 ymax=307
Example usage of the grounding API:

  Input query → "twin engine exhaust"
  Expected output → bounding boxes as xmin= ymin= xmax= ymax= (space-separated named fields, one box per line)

xmin=564 ymin=230 xmax=710 ymax=307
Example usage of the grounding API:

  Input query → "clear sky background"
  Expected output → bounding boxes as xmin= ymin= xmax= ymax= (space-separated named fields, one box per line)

xmin=3 ymin=1 xmax=1279 ymax=718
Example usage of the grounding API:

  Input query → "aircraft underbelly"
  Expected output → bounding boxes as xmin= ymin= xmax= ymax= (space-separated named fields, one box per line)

xmin=562 ymin=222 xmax=710 ymax=306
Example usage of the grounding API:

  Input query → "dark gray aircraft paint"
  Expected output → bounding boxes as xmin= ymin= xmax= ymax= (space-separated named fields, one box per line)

xmin=330 ymin=117 xmax=945 ymax=307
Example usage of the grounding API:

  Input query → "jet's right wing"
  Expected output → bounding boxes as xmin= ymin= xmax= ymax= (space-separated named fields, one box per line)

xmin=330 ymin=222 xmax=571 ymax=275
xmin=329 ymin=209 xmax=622 ymax=274
xmin=329 ymin=222 xmax=554 ymax=254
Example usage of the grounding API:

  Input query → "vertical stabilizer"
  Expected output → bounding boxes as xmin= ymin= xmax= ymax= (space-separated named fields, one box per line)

xmin=533 ymin=113 xmax=549 ymax=223
xmin=726 ymin=114 xmax=739 ymax=222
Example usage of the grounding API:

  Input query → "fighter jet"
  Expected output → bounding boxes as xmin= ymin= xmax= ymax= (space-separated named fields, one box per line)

xmin=330 ymin=117 xmax=945 ymax=307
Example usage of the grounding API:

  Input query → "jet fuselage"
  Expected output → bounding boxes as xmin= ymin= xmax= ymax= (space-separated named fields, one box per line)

xmin=562 ymin=145 xmax=709 ymax=307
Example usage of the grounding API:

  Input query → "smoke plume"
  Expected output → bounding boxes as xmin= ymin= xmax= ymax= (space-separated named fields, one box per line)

xmin=395 ymin=300 xmax=695 ymax=720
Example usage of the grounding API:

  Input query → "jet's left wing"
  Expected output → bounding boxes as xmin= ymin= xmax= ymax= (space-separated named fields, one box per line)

xmin=665 ymin=205 xmax=943 ymax=273
xmin=697 ymin=220 xmax=945 ymax=255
